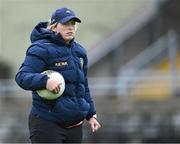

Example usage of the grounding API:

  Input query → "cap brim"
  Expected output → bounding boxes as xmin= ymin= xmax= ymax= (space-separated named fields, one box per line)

xmin=60 ymin=16 xmax=81 ymax=24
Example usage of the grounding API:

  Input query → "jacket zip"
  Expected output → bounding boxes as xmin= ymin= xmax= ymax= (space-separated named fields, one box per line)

xmin=69 ymin=45 xmax=80 ymax=99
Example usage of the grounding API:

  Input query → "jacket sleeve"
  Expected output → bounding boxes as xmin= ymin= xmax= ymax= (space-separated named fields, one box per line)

xmin=15 ymin=45 xmax=49 ymax=91
xmin=83 ymin=55 xmax=96 ymax=120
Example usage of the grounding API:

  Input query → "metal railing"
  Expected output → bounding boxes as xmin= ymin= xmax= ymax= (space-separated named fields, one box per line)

xmin=0 ymin=71 xmax=179 ymax=97
xmin=117 ymin=30 xmax=179 ymax=96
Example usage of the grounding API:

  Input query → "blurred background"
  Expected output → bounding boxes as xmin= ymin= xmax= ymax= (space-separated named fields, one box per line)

xmin=0 ymin=0 xmax=180 ymax=143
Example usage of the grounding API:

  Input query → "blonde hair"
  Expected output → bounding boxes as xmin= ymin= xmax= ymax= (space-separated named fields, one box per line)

xmin=47 ymin=20 xmax=58 ymax=32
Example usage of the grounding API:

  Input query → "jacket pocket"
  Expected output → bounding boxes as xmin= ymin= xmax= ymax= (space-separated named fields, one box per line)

xmin=53 ymin=97 xmax=86 ymax=125
xmin=77 ymin=98 xmax=90 ymax=115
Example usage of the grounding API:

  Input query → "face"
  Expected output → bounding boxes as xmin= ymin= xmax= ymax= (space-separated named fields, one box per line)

xmin=55 ymin=20 xmax=77 ymax=43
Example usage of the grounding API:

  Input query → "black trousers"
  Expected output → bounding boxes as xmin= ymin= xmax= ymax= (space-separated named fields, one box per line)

xmin=28 ymin=113 xmax=83 ymax=143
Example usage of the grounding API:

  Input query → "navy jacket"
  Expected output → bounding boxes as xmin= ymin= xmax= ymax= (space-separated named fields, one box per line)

xmin=15 ymin=22 xmax=96 ymax=127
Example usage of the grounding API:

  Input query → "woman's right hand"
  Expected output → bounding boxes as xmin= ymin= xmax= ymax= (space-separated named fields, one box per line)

xmin=46 ymin=78 xmax=61 ymax=94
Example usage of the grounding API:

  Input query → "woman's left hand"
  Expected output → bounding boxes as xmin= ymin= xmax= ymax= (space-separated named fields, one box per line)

xmin=88 ymin=117 xmax=101 ymax=132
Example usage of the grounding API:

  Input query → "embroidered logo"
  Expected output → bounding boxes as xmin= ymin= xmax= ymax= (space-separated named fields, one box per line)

xmin=55 ymin=61 xmax=68 ymax=67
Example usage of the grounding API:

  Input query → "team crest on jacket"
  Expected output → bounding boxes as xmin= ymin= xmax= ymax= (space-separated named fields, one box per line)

xmin=79 ymin=58 xmax=84 ymax=69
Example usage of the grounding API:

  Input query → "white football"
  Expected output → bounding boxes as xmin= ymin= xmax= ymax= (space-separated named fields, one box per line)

xmin=37 ymin=70 xmax=65 ymax=100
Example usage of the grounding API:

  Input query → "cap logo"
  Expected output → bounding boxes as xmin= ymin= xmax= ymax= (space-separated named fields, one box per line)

xmin=66 ymin=10 xmax=71 ymax=13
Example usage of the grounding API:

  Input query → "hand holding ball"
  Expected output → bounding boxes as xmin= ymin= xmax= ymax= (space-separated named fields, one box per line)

xmin=37 ymin=70 xmax=65 ymax=100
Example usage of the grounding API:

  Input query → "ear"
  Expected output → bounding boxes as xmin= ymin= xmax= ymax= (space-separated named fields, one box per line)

xmin=52 ymin=24 xmax=57 ymax=32
xmin=48 ymin=22 xmax=58 ymax=32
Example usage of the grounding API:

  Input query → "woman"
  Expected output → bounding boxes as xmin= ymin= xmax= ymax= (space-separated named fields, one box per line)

xmin=15 ymin=7 xmax=101 ymax=143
